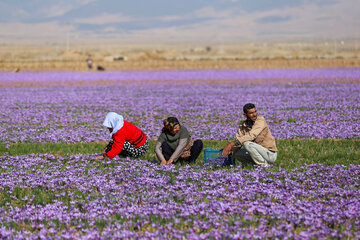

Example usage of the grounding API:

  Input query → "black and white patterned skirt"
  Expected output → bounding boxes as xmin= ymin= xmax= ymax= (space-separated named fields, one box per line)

xmin=119 ymin=139 xmax=149 ymax=158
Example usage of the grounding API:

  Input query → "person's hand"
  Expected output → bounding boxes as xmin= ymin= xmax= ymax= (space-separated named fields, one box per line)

xmin=222 ymin=142 xmax=235 ymax=157
xmin=95 ymin=155 xmax=104 ymax=161
xmin=166 ymin=158 xmax=174 ymax=165
xmin=160 ymin=159 xmax=167 ymax=165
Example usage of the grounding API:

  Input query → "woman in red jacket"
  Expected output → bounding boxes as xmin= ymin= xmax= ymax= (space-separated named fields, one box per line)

xmin=95 ymin=112 xmax=148 ymax=160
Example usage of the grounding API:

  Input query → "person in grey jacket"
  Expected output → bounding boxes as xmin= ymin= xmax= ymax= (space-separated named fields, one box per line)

xmin=155 ymin=117 xmax=203 ymax=165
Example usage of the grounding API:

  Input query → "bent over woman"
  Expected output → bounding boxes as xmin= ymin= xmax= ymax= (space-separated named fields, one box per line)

xmin=155 ymin=117 xmax=203 ymax=165
xmin=95 ymin=112 xmax=148 ymax=160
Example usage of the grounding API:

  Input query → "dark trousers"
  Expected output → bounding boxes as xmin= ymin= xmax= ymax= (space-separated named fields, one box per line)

xmin=161 ymin=140 xmax=203 ymax=163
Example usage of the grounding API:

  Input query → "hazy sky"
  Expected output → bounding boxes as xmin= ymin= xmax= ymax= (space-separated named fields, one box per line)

xmin=0 ymin=0 xmax=359 ymax=43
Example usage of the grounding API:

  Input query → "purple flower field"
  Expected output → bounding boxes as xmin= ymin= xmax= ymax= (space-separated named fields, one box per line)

xmin=0 ymin=68 xmax=359 ymax=87
xmin=0 ymin=68 xmax=359 ymax=142
xmin=0 ymin=154 xmax=359 ymax=239
xmin=1 ymin=68 xmax=360 ymax=239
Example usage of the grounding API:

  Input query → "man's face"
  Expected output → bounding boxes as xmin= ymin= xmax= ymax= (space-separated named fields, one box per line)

xmin=244 ymin=108 xmax=257 ymax=122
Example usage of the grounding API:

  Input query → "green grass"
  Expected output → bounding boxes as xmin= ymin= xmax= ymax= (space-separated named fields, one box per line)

xmin=0 ymin=142 xmax=104 ymax=156
xmin=1 ymin=139 xmax=359 ymax=171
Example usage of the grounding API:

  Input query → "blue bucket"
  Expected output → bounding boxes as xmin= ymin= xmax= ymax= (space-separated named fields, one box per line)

xmin=203 ymin=148 xmax=223 ymax=163
xmin=203 ymin=148 xmax=235 ymax=166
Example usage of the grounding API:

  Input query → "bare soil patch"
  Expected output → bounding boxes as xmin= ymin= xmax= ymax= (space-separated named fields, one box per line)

xmin=1 ymin=42 xmax=359 ymax=71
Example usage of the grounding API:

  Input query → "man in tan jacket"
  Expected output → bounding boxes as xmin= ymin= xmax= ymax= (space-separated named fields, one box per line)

xmin=222 ymin=103 xmax=278 ymax=166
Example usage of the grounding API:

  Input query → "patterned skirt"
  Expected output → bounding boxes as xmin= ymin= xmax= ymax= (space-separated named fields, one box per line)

xmin=119 ymin=139 xmax=149 ymax=158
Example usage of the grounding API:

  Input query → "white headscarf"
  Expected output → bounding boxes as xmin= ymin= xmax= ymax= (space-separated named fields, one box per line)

xmin=102 ymin=112 xmax=124 ymax=137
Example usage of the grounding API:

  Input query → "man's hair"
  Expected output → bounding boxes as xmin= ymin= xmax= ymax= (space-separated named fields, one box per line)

xmin=243 ymin=103 xmax=256 ymax=114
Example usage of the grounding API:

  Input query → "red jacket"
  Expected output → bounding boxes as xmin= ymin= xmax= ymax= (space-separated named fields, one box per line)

xmin=104 ymin=120 xmax=147 ymax=159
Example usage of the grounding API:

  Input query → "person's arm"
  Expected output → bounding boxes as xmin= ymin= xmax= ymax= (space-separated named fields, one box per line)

xmin=104 ymin=135 xmax=125 ymax=159
xmin=222 ymin=142 xmax=235 ymax=157
xmin=95 ymin=141 xmax=113 ymax=161
xmin=168 ymin=138 xmax=188 ymax=163
xmin=222 ymin=124 xmax=243 ymax=157
xmin=95 ymin=133 xmax=125 ymax=161
xmin=236 ymin=117 xmax=266 ymax=144
xmin=155 ymin=141 xmax=167 ymax=165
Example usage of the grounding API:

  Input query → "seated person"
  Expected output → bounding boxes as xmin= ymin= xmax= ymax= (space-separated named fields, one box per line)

xmin=222 ymin=103 xmax=278 ymax=167
xmin=95 ymin=112 xmax=148 ymax=160
xmin=155 ymin=117 xmax=203 ymax=165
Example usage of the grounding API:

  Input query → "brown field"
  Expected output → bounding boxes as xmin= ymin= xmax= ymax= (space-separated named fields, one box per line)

xmin=1 ymin=42 xmax=359 ymax=71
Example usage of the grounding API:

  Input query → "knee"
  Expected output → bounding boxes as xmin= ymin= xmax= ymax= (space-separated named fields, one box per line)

xmin=195 ymin=140 xmax=203 ymax=149
xmin=243 ymin=141 xmax=252 ymax=150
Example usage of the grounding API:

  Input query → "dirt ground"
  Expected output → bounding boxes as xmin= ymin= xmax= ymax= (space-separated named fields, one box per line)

xmin=1 ymin=42 xmax=359 ymax=71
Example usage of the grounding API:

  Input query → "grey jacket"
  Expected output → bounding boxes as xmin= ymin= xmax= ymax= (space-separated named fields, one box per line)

xmin=155 ymin=126 xmax=190 ymax=161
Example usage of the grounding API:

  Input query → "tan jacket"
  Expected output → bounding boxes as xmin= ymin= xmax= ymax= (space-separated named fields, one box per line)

xmin=235 ymin=116 xmax=278 ymax=152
